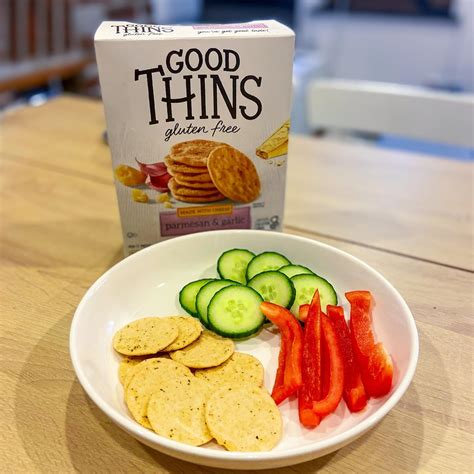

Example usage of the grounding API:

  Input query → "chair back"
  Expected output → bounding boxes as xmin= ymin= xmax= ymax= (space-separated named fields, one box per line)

xmin=307 ymin=79 xmax=474 ymax=148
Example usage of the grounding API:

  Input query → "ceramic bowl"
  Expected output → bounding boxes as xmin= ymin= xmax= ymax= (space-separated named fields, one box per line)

xmin=70 ymin=230 xmax=418 ymax=470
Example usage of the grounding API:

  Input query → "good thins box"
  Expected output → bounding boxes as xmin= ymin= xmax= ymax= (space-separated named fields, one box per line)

xmin=95 ymin=21 xmax=295 ymax=255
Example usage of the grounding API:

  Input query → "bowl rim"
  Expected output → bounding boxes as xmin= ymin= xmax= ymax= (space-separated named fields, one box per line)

xmin=70 ymin=229 xmax=419 ymax=463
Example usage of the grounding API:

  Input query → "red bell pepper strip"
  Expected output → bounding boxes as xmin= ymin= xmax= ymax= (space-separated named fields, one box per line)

xmin=327 ymin=305 xmax=368 ymax=412
xmin=299 ymin=302 xmax=331 ymax=398
xmin=320 ymin=327 xmax=330 ymax=399
xmin=271 ymin=317 xmax=290 ymax=402
xmin=346 ymin=291 xmax=393 ymax=398
xmin=300 ymin=302 xmax=331 ymax=399
xmin=366 ymin=342 xmax=393 ymax=397
xmin=261 ymin=302 xmax=303 ymax=404
xmin=311 ymin=314 xmax=344 ymax=416
xmin=298 ymin=290 xmax=322 ymax=427
xmin=298 ymin=304 xmax=310 ymax=323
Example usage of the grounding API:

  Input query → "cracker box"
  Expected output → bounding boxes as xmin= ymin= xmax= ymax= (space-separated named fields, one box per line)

xmin=95 ymin=21 xmax=294 ymax=255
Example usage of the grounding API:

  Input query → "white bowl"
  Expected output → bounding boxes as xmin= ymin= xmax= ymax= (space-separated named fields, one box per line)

xmin=70 ymin=230 xmax=418 ymax=470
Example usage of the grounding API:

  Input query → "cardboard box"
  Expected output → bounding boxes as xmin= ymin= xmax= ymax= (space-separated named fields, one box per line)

xmin=95 ymin=21 xmax=294 ymax=255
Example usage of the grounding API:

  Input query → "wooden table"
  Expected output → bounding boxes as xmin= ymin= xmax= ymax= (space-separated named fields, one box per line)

xmin=1 ymin=96 xmax=472 ymax=473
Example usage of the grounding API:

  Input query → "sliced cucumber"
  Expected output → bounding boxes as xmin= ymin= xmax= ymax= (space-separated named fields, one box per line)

xmin=196 ymin=279 xmax=239 ymax=326
xmin=290 ymin=273 xmax=337 ymax=317
xmin=246 ymin=251 xmax=291 ymax=281
xmin=208 ymin=285 xmax=265 ymax=338
xmin=278 ymin=264 xmax=314 ymax=279
xmin=247 ymin=271 xmax=295 ymax=308
xmin=179 ymin=278 xmax=215 ymax=317
xmin=217 ymin=248 xmax=255 ymax=284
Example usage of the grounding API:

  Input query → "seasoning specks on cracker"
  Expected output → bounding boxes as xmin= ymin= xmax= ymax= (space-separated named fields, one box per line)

xmin=169 ymin=330 xmax=234 ymax=368
xmin=113 ymin=317 xmax=178 ymax=356
xmin=162 ymin=316 xmax=203 ymax=351
xmin=147 ymin=376 xmax=212 ymax=446
xmin=118 ymin=355 xmax=151 ymax=386
xmin=194 ymin=352 xmax=264 ymax=388
xmin=125 ymin=357 xmax=192 ymax=428
xmin=113 ymin=315 xmax=280 ymax=452
xmin=204 ymin=385 xmax=282 ymax=452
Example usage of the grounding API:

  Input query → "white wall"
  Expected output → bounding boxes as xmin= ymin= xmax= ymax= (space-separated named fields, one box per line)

xmin=296 ymin=0 xmax=474 ymax=92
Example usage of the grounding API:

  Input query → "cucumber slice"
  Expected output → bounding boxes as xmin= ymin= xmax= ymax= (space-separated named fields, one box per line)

xmin=179 ymin=278 xmax=215 ymax=317
xmin=208 ymin=285 xmax=265 ymax=338
xmin=217 ymin=248 xmax=255 ymax=284
xmin=247 ymin=271 xmax=295 ymax=308
xmin=246 ymin=251 xmax=291 ymax=281
xmin=279 ymin=264 xmax=314 ymax=279
xmin=290 ymin=273 xmax=337 ymax=317
xmin=196 ymin=279 xmax=239 ymax=326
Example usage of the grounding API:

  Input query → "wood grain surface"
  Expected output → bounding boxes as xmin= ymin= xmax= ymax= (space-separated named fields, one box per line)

xmin=286 ymin=135 xmax=473 ymax=272
xmin=0 ymin=96 xmax=472 ymax=473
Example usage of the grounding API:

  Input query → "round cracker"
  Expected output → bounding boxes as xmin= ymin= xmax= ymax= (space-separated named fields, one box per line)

xmin=125 ymin=357 xmax=192 ymax=428
xmin=147 ymin=376 xmax=212 ymax=446
xmin=162 ymin=316 xmax=203 ymax=351
xmin=208 ymin=145 xmax=261 ymax=203
xmin=171 ymin=192 xmax=226 ymax=203
xmin=194 ymin=352 xmax=264 ymax=388
xmin=118 ymin=356 xmax=150 ymax=386
xmin=169 ymin=178 xmax=219 ymax=197
xmin=205 ymin=385 xmax=282 ymax=452
xmin=170 ymin=139 xmax=224 ymax=167
xmin=169 ymin=330 xmax=234 ymax=368
xmin=121 ymin=353 xmax=171 ymax=388
xmin=173 ymin=175 xmax=217 ymax=189
xmin=113 ymin=317 xmax=179 ymax=356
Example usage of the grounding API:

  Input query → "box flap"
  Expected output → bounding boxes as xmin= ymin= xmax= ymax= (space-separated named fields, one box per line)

xmin=94 ymin=20 xmax=294 ymax=42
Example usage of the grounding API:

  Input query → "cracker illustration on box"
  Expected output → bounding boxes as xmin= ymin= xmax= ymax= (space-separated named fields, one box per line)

xmin=208 ymin=144 xmax=261 ymax=203
xmin=166 ymin=139 xmax=225 ymax=203
xmin=95 ymin=21 xmax=294 ymax=255
xmin=163 ymin=139 xmax=261 ymax=204
xmin=170 ymin=140 xmax=224 ymax=167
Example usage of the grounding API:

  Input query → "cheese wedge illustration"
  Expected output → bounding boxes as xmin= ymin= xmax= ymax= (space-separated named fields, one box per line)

xmin=256 ymin=119 xmax=290 ymax=159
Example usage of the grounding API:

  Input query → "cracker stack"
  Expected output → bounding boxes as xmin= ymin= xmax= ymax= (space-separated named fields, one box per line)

xmin=113 ymin=316 xmax=282 ymax=451
xmin=164 ymin=139 xmax=261 ymax=204
xmin=165 ymin=140 xmax=225 ymax=203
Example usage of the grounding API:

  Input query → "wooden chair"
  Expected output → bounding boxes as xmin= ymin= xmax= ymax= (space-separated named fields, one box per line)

xmin=307 ymin=79 xmax=474 ymax=148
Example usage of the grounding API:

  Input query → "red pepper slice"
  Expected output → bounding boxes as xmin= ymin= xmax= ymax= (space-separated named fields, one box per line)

xmin=366 ymin=342 xmax=393 ymax=397
xmin=346 ymin=291 xmax=393 ymax=398
xmin=298 ymin=304 xmax=310 ymax=323
xmin=273 ymin=319 xmax=298 ymax=404
xmin=327 ymin=305 xmax=368 ymax=412
xmin=320 ymin=325 xmax=330 ymax=399
xmin=271 ymin=318 xmax=289 ymax=401
xmin=311 ymin=314 xmax=344 ymax=416
xmin=298 ymin=290 xmax=322 ymax=427
xmin=261 ymin=302 xmax=303 ymax=404
xmin=299 ymin=301 xmax=330 ymax=403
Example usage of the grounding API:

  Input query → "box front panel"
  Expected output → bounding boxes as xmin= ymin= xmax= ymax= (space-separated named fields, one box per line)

xmin=96 ymin=28 xmax=294 ymax=255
